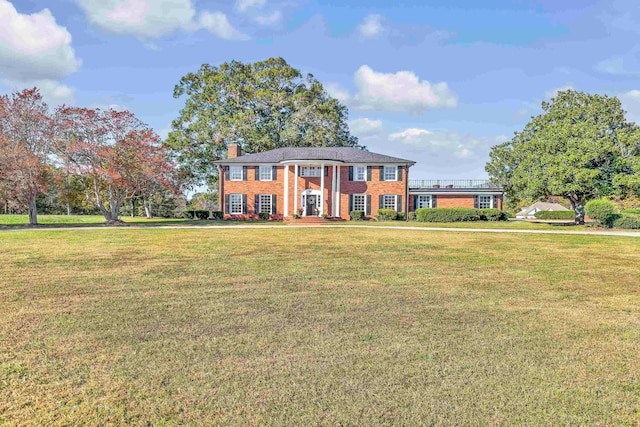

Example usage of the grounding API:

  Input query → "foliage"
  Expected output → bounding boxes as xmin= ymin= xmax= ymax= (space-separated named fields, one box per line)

xmin=209 ymin=211 xmax=224 ymax=220
xmin=377 ymin=209 xmax=400 ymax=221
xmin=622 ymin=208 xmax=640 ymax=215
xmin=0 ymin=88 xmax=52 ymax=224
xmin=54 ymin=107 xmax=178 ymax=223
xmin=350 ymin=210 xmax=365 ymax=221
xmin=486 ymin=90 xmax=640 ymax=224
xmin=188 ymin=192 xmax=218 ymax=211
xmin=534 ymin=210 xmax=576 ymax=220
xmin=415 ymin=208 xmax=481 ymax=222
xmin=612 ymin=214 xmax=640 ymax=229
xmin=167 ymin=57 xmax=360 ymax=186
xmin=182 ymin=210 xmax=210 ymax=220
xmin=585 ymin=199 xmax=618 ymax=227
xmin=408 ymin=212 xmax=417 ymax=221
xmin=258 ymin=212 xmax=270 ymax=221
xmin=478 ymin=208 xmax=509 ymax=221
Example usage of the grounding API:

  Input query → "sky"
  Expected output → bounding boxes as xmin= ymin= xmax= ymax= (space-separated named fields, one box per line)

xmin=2 ymin=0 xmax=640 ymax=180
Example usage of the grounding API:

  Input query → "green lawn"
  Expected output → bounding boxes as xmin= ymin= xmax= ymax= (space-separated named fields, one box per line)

xmin=1 ymin=228 xmax=639 ymax=424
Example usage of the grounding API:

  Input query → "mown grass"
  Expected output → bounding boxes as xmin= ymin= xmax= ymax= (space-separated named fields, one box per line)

xmin=1 ymin=228 xmax=640 ymax=425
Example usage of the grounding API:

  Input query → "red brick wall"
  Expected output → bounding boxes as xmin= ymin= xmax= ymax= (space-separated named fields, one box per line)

xmin=220 ymin=164 xmax=409 ymax=219
xmin=408 ymin=194 xmax=504 ymax=211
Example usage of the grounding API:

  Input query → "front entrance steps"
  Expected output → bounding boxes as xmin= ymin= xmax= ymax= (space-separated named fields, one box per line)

xmin=283 ymin=216 xmax=346 ymax=225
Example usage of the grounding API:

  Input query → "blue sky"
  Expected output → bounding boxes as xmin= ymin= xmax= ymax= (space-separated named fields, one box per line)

xmin=2 ymin=0 xmax=640 ymax=180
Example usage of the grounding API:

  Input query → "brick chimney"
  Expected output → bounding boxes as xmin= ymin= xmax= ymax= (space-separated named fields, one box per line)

xmin=227 ymin=143 xmax=241 ymax=159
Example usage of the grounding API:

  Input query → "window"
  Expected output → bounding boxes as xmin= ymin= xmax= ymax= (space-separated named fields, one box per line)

xmin=352 ymin=194 xmax=366 ymax=212
xmin=354 ymin=166 xmax=366 ymax=181
xmin=258 ymin=194 xmax=272 ymax=214
xmin=229 ymin=166 xmax=243 ymax=181
xmin=478 ymin=195 xmax=493 ymax=209
xmin=229 ymin=194 xmax=243 ymax=214
xmin=259 ymin=166 xmax=273 ymax=181
xmin=381 ymin=194 xmax=397 ymax=210
xmin=301 ymin=166 xmax=321 ymax=177
xmin=384 ymin=166 xmax=398 ymax=181
xmin=416 ymin=195 xmax=432 ymax=209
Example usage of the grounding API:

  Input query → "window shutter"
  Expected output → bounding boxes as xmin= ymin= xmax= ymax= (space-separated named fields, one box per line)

xmin=242 ymin=194 xmax=247 ymax=214
xmin=224 ymin=166 xmax=229 ymax=181
xmin=366 ymin=166 xmax=372 ymax=181
xmin=474 ymin=196 xmax=479 ymax=209
xmin=379 ymin=195 xmax=383 ymax=211
xmin=366 ymin=195 xmax=372 ymax=216
xmin=255 ymin=194 xmax=260 ymax=213
xmin=397 ymin=167 xmax=403 ymax=181
xmin=272 ymin=166 xmax=277 ymax=180
xmin=349 ymin=195 xmax=353 ymax=212
xmin=254 ymin=166 xmax=260 ymax=181
xmin=325 ymin=166 xmax=329 ymax=176
xmin=412 ymin=195 xmax=417 ymax=210
xmin=396 ymin=195 xmax=402 ymax=212
xmin=225 ymin=194 xmax=230 ymax=214
xmin=271 ymin=195 xmax=277 ymax=215
xmin=379 ymin=166 xmax=385 ymax=181
xmin=348 ymin=166 xmax=353 ymax=181
xmin=242 ymin=166 xmax=248 ymax=181
xmin=432 ymin=195 xmax=437 ymax=208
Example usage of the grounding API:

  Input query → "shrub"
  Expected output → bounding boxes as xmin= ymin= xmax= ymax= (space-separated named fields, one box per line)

xmin=377 ymin=209 xmax=399 ymax=221
xmin=612 ymin=214 xmax=640 ymax=229
xmin=415 ymin=208 xmax=480 ymax=222
xmin=209 ymin=211 xmax=223 ymax=220
xmin=193 ymin=210 xmax=209 ymax=220
xmin=350 ymin=210 xmax=365 ymax=221
xmin=258 ymin=212 xmax=270 ymax=221
xmin=478 ymin=209 xmax=508 ymax=221
xmin=408 ymin=212 xmax=417 ymax=222
xmin=534 ymin=210 xmax=575 ymax=220
xmin=182 ymin=210 xmax=195 ymax=219
xmin=585 ymin=199 xmax=617 ymax=227
xmin=622 ymin=208 xmax=640 ymax=215
xmin=397 ymin=212 xmax=405 ymax=220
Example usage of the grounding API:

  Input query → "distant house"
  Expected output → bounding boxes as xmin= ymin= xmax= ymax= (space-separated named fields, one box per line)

xmin=215 ymin=144 xmax=504 ymax=220
xmin=516 ymin=202 xmax=569 ymax=219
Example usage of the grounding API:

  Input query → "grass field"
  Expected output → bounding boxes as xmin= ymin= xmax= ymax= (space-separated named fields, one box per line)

xmin=1 ymin=228 xmax=640 ymax=425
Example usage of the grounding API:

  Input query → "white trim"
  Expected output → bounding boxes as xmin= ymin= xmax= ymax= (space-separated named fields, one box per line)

xmin=383 ymin=165 xmax=398 ymax=181
xmin=294 ymin=164 xmax=299 ymax=214
xmin=320 ymin=162 xmax=325 ymax=216
xmin=409 ymin=191 xmax=503 ymax=196
xmin=336 ymin=166 xmax=341 ymax=217
xmin=229 ymin=166 xmax=243 ymax=181
xmin=381 ymin=194 xmax=397 ymax=211
xmin=300 ymin=189 xmax=322 ymax=217
xmin=416 ymin=194 xmax=433 ymax=209
xmin=284 ymin=165 xmax=289 ymax=217
xmin=229 ymin=193 xmax=243 ymax=214
xmin=332 ymin=164 xmax=337 ymax=216
xmin=353 ymin=165 xmax=366 ymax=181
xmin=258 ymin=165 xmax=273 ymax=181
xmin=478 ymin=195 xmax=493 ymax=209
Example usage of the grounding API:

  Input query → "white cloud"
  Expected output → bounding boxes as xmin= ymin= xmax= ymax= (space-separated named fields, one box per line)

xmin=545 ymin=84 xmax=574 ymax=99
xmin=325 ymin=82 xmax=350 ymax=103
xmin=1 ymin=79 xmax=76 ymax=105
xmin=349 ymin=118 xmax=383 ymax=136
xmin=350 ymin=65 xmax=457 ymax=113
xmin=75 ymin=0 xmax=247 ymax=40
xmin=619 ymin=90 xmax=640 ymax=123
xmin=358 ymin=14 xmax=384 ymax=38
xmin=389 ymin=128 xmax=502 ymax=159
xmin=236 ymin=0 xmax=266 ymax=12
xmin=254 ymin=11 xmax=281 ymax=25
xmin=0 ymin=0 xmax=81 ymax=82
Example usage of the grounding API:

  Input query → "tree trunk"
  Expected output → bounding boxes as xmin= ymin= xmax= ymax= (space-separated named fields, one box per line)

xmin=28 ymin=195 xmax=38 ymax=225
xmin=131 ymin=198 xmax=135 ymax=217
xmin=65 ymin=175 xmax=71 ymax=215
xmin=143 ymin=197 xmax=152 ymax=219
xmin=569 ymin=197 xmax=586 ymax=224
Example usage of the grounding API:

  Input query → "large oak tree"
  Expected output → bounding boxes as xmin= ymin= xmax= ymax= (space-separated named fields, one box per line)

xmin=166 ymin=57 xmax=360 ymax=186
xmin=486 ymin=90 xmax=640 ymax=223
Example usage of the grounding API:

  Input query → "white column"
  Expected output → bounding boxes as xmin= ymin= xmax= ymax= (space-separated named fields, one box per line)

xmin=332 ymin=165 xmax=337 ymax=216
xmin=320 ymin=163 xmax=325 ymax=216
xmin=284 ymin=165 xmax=289 ymax=217
xmin=336 ymin=166 xmax=341 ymax=218
xmin=294 ymin=164 xmax=299 ymax=214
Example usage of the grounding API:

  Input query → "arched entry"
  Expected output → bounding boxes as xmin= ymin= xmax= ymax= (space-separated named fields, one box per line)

xmin=300 ymin=189 xmax=322 ymax=216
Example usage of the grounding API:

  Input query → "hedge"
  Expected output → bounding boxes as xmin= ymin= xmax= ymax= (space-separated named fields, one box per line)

xmin=415 ymin=208 xmax=480 ymax=222
xmin=612 ymin=214 xmax=640 ymax=229
xmin=209 ymin=211 xmax=223 ymax=220
xmin=534 ymin=210 xmax=575 ymax=220
xmin=585 ymin=199 xmax=617 ymax=226
xmin=350 ymin=210 xmax=365 ymax=221
xmin=479 ymin=208 xmax=508 ymax=221
xmin=182 ymin=210 xmax=210 ymax=220
xmin=622 ymin=208 xmax=640 ymax=215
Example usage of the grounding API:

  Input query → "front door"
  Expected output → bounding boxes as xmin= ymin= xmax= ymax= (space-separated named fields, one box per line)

xmin=305 ymin=195 xmax=318 ymax=216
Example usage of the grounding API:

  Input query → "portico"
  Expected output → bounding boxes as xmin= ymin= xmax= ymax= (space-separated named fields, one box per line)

xmin=282 ymin=161 xmax=341 ymax=217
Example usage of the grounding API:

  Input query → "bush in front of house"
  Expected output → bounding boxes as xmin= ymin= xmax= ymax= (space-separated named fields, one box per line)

xmin=415 ymin=208 xmax=481 ymax=222
xmin=585 ymin=199 xmax=617 ymax=227
xmin=377 ymin=209 xmax=400 ymax=221
xmin=182 ymin=210 xmax=210 ymax=220
xmin=209 ymin=211 xmax=223 ymax=220
xmin=622 ymin=208 xmax=640 ymax=215
xmin=350 ymin=210 xmax=365 ymax=221
xmin=612 ymin=214 xmax=640 ymax=229
xmin=258 ymin=212 xmax=270 ymax=221
xmin=408 ymin=212 xmax=417 ymax=221
xmin=534 ymin=210 xmax=576 ymax=220
xmin=478 ymin=208 xmax=509 ymax=221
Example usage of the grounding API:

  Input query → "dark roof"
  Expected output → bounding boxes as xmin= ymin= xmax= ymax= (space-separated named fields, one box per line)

xmin=215 ymin=147 xmax=415 ymax=165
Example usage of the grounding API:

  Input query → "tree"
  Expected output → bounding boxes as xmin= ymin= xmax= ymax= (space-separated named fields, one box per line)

xmin=486 ymin=90 xmax=640 ymax=224
xmin=0 ymin=89 xmax=52 ymax=224
xmin=55 ymin=107 xmax=178 ymax=223
xmin=166 ymin=57 xmax=360 ymax=186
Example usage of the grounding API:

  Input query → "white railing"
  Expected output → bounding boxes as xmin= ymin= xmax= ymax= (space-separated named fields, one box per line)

xmin=409 ymin=180 xmax=500 ymax=189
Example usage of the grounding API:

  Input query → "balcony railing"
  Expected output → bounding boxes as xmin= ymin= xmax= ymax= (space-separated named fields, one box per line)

xmin=409 ymin=179 xmax=501 ymax=189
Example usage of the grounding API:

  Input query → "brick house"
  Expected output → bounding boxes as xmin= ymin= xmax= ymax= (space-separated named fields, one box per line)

xmin=215 ymin=145 xmax=503 ymax=220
